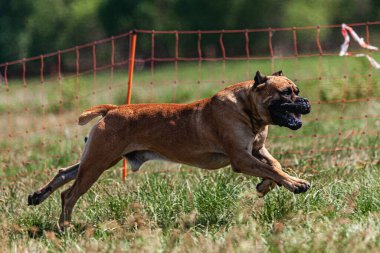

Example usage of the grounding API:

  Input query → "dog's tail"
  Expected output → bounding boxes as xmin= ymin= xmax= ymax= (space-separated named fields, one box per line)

xmin=78 ymin=104 xmax=118 ymax=125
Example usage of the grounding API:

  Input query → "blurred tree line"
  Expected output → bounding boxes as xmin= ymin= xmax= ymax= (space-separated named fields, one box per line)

xmin=0 ymin=0 xmax=379 ymax=63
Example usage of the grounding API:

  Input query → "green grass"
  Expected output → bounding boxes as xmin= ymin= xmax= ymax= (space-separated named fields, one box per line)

xmin=3 ymin=164 xmax=380 ymax=252
xmin=1 ymin=54 xmax=380 ymax=252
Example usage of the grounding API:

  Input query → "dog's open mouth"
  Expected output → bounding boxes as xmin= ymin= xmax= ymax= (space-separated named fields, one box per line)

xmin=268 ymin=97 xmax=311 ymax=130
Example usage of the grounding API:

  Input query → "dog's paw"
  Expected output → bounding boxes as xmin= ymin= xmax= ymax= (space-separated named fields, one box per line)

xmin=27 ymin=187 xmax=52 ymax=206
xmin=284 ymin=177 xmax=310 ymax=194
xmin=57 ymin=220 xmax=73 ymax=232
xmin=28 ymin=192 xmax=42 ymax=206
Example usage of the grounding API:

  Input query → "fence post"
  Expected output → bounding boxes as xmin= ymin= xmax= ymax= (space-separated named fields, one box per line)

xmin=123 ymin=30 xmax=137 ymax=182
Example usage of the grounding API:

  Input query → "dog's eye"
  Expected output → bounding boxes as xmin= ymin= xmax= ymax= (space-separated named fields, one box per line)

xmin=281 ymin=88 xmax=292 ymax=96
xmin=295 ymin=87 xmax=300 ymax=95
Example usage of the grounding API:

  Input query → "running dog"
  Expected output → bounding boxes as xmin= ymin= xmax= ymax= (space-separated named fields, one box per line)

xmin=28 ymin=70 xmax=311 ymax=228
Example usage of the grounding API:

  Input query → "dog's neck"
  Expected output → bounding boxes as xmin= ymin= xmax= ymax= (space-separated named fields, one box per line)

xmin=240 ymin=86 xmax=267 ymax=134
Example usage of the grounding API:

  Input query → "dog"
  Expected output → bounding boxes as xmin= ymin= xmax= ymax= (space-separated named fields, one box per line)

xmin=28 ymin=70 xmax=311 ymax=228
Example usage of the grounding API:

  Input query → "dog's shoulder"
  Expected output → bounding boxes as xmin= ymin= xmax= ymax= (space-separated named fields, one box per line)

xmin=211 ymin=81 xmax=253 ymax=104
xmin=220 ymin=81 xmax=253 ymax=93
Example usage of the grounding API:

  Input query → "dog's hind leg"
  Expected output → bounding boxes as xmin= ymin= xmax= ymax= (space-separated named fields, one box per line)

xmin=28 ymin=162 xmax=80 ymax=206
xmin=59 ymin=156 xmax=121 ymax=229
xmin=28 ymin=137 xmax=91 ymax=206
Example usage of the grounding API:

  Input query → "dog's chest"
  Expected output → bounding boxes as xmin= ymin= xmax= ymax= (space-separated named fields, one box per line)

xmin=251 ymin=130 xmax=268 ymax=150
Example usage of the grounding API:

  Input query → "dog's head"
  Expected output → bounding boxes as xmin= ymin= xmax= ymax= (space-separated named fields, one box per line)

xmin=252 ymin=70 xmax=311 ymax=130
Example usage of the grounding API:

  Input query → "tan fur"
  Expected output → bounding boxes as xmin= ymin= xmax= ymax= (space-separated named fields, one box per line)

xmin=78 ymin=104 xmax=118 ymax=125
xmin=29 ymin=74 xmax=310 ymax=229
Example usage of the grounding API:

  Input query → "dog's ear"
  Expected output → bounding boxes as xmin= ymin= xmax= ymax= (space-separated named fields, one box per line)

xmin=253 ymin=71 xmax=267 ymax=89
xmin=272 ymin=70 xmax=283 ymax=76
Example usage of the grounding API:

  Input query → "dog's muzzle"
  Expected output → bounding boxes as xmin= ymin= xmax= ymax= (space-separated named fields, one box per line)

xmin=268 ymin=97 xmax=311 ymax=130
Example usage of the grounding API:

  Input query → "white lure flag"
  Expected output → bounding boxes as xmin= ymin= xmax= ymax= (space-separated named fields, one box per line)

xmin=339 ymin=23 xmax=380 ymax=68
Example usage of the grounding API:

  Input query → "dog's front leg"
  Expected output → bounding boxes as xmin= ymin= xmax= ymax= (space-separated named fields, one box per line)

xmin=231 ymin=154 xmax=309 ymax=194
xmin=253 ymin=147 xmax=282 ymax=197
xmin=226 ymin=141 xmax=310 ymax=194
xmin=220 ymin=125 xmax=310 ymax=194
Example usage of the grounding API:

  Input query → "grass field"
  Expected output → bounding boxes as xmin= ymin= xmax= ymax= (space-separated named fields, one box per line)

xmin=1 ymin=54 xmax=380 ymax=252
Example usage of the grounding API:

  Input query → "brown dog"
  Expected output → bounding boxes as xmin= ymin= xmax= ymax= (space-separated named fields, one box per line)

xmin=28 ymin=70 xmax=311 ymax=228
